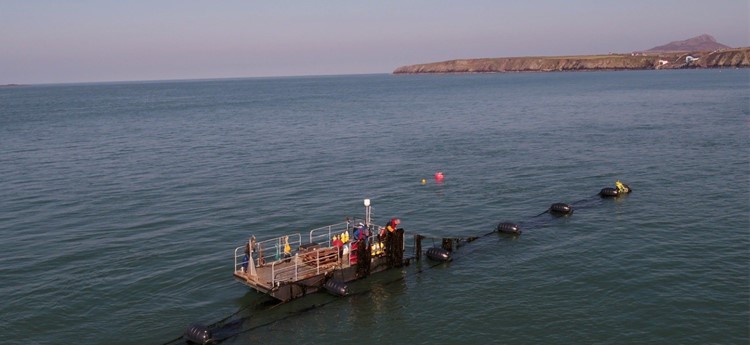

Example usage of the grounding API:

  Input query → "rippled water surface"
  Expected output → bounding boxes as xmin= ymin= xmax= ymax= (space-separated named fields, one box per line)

xmin=1 ymin=70 xmax=748 ymax=344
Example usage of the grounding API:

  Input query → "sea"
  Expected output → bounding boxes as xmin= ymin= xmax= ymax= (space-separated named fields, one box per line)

xmin=0 ymin=70 xmax=748 ymax=345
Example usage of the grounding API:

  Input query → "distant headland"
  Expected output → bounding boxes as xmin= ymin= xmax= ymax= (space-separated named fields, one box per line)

xmin=393 ymin=35 xmax=749 ymax=74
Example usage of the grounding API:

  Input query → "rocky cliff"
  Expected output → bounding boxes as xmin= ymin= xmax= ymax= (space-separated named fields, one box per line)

xmin=393 ymin=47 xmax=749 ymax=74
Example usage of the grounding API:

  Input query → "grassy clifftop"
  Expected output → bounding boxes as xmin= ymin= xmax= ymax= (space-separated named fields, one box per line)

xmin=393 ymin=48 xmax=749 ymax=74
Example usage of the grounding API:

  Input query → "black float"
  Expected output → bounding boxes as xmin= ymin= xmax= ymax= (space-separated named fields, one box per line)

xmin=496 ymin=222 xmax=522 ymax=235
xmin=549 ymin=202 xmax=573 ymax=215
xmin=324 ymin=279 xmax=349 ymax=297
xmin=426 ymin=247 xmax=452 ymax=262
xmin=184 ymin=323 xmax=213 ymax=344
xmin=599 ymin=187 xmax=620 ymax=197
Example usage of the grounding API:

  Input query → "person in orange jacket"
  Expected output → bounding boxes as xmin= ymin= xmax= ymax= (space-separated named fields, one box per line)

xmin=379 ymin=218 xmax=400 ymax=240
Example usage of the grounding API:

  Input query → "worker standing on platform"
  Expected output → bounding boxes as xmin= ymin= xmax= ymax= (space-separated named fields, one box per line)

xmin=387 ymin=218 xmax=400 ymax=232
xmin=332 ymin=235 xmax=344 ymax=258
xmin=380 ymin=218 xmax=400 ymax=239
xmin=283 ymin=236 xmax=291 ymax=258
xmin=353 ymin=222 xmax=369 ymax=241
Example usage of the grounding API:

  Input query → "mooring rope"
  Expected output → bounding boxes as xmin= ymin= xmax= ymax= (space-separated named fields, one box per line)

xmin=209 ymin=257 xmax=453 ymax=344
xmin=160 ymin=289 xmax=283 ymax=345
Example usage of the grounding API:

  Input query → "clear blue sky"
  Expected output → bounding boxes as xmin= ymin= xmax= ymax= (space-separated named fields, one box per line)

xmin=2 ymin=0 xmax=748 ymax=84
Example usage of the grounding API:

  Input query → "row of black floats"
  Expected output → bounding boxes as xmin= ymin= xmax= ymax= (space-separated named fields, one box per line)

xmin=418 ymin=200 xmax=576 ymax=265
xmin=496 ymin=201 xmax=574 ymax=236
xmin=495 ymin=182 xmax=633 ymax=238
xmin=421 ymin=183 xmax=633 ymax=265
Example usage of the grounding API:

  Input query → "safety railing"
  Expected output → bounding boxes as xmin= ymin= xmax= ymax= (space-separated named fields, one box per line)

xmin=233 ymin=219 xmax=415 ymax=286
xmin=309 ymin=221 xmax=348 ymax=248
xmin=233 ymin=233 xmax=302 ymax=274
xmin=269 ymin=247 xmax=341 ymax=286
xmin=234 ymin=245 xmax=245 ymax=273
xmin=254 ymin=233 xmax=302 ymax=266
xmin=307 ymin=217 xmax=371 ymax=246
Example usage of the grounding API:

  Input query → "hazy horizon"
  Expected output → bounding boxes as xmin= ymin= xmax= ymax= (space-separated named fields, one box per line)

xmin=2 ymin=0 xmax=748 ymax=84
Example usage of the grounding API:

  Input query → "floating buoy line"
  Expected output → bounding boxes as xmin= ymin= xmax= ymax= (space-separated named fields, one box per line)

xmin=166 ymin=182 xmax=631 ymax=345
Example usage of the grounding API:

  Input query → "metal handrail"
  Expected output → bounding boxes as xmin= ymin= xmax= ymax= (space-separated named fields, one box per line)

xmin=254 ymin=233 xmax=302 ymax=266
xmin=233 ymin=246 xmax=244 ymax=273
xmin=269 ymin=250 xmax=337 ymax=286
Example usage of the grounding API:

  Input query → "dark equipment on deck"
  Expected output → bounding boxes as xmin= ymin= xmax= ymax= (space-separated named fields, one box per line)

xmin=355 ymin=238 xmax=372 ymax=278
xmin=441 ymin=238 xmax=453 ymax=252
xmin=385 ymin=228 xmax=405 ymax=268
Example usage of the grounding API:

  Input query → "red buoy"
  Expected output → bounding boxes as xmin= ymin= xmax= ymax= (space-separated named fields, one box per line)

xmin=434 ymin=171 xmax=444 ymax=182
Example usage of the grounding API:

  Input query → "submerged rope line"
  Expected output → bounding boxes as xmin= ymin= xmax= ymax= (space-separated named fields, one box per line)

xmin=211 ymin=258 xmax=454 ymax=343
xmin=160 ymin=288 xmax=283 ymax=345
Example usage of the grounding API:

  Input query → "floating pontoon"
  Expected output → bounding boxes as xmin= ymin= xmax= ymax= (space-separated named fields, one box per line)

xmin=233 ymin=199 xmax=410 ymax=302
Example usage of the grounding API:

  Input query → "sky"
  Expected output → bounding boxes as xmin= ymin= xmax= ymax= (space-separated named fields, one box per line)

xmin=1 ymin=0 xmax=748 ymax=84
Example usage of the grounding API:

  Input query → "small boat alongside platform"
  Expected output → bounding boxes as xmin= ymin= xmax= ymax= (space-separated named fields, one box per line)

xmin=233 ymin=199 xmax=411 ymax=302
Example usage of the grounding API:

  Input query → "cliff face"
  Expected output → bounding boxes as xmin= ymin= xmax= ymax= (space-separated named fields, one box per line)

xmin=696 ymin=48 xmax=750 ymax=67
xmin=393 ymin=48 xmax=750 ymax=74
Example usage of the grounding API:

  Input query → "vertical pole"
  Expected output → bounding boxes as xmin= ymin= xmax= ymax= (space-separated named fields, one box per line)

xmin=415 ymin=234 xmax=422 ymax=261
xmin=364 ymin=199 xmax=371 ymax=227
xmin=248 ymin=238 xmax=257 ymax=277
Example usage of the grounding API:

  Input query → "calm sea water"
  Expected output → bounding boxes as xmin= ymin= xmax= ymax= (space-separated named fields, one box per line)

xmin=1 ymin=70 xmax=748 ymax=345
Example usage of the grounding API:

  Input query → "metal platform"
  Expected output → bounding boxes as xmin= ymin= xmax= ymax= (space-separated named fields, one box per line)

xmin=232 ymin=199 xmax=410 ymax=301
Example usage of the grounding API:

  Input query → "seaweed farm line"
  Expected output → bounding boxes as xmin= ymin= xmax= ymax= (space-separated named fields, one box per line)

xmin=172 ymin=184 xmax=631 ymax=345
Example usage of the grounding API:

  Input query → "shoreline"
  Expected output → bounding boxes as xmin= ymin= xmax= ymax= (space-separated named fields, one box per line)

xmin=393 ymin=48 xmax=750 ymax=74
